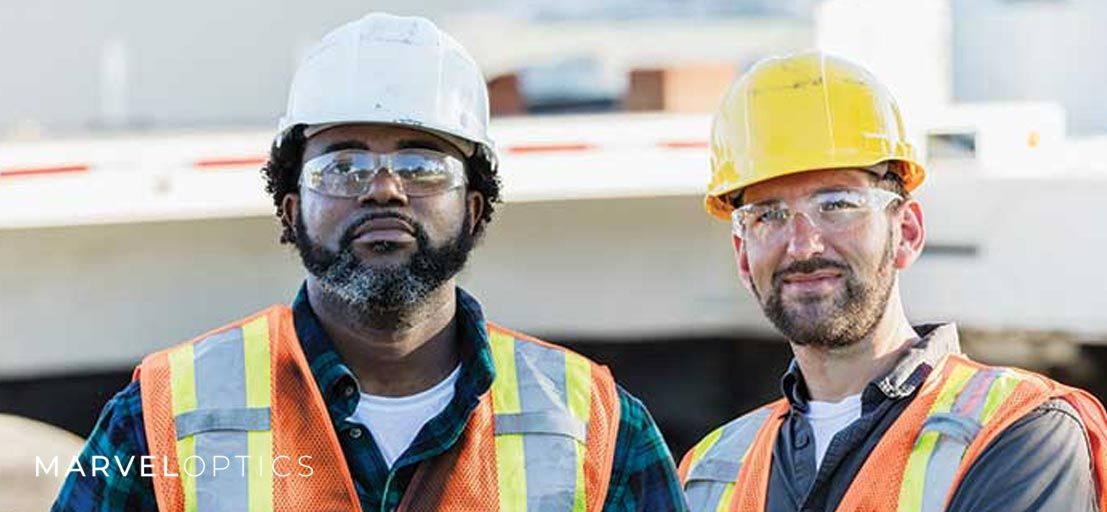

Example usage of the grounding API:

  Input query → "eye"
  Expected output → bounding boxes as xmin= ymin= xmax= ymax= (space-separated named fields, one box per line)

xmin=755 ymin=208 xmax=789 ymax=224
xmin=817 ymin=191 xmax=865 ymax=212
xmin=821 ymin=199 xmax=859 ymax=211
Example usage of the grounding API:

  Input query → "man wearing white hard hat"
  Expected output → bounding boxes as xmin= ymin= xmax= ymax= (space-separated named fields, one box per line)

xmin=53 ymin=13 xmax=687 ymax=512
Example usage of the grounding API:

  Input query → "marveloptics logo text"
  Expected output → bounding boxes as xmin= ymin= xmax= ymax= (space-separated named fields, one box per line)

xmin=36 ymin=455 xmax=314 ymax=478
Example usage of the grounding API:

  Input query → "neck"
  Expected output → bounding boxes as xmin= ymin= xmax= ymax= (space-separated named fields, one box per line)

xmin=791 ymin=288 xmax=919 ymax=402
xmin=306 ymin=276 xmax=461 ymax=397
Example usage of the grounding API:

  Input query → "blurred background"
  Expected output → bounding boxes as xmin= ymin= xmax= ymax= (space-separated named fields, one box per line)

xmin=2 ymin=0 xmax=1107 ymax=506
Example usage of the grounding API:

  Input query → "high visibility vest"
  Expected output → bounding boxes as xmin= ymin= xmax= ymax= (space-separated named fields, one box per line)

xmin=679 ymin=354 xmax=1107 ymax=512
xmin=135 ymin=305 xmax=621 ymax=512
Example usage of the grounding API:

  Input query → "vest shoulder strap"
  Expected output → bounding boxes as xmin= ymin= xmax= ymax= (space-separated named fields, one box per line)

xmin=484 ymin=322 xmax=621 ymax=512
xmin=839 ymin=354 xmax=1055 ymax=512
xmin=679 ymin=399 xmax=788 ymax=512
xmin=138 ymin=305 xmax=360 ymax=512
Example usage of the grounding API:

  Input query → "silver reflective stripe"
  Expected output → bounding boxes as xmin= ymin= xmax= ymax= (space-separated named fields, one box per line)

xmin=514 ymin=340 xmax=578 ymax=511
xmin=918 ymin=414 xmax=980 ymax=445
xmin=688 ymin=459 xmax=741 ymax=482
xmin=684 ymin=480 xmax=730 ymax=512
xmin=191 ymin=328 xmax=251 ymax=512
xmin=493 ymin=411 xmax=586 ymax=442
xmin=686 ymin=407 xmax=772 ymax=483
xmin=175 ymin=407 xmax=272 ymax=439
xmin=920 ymin=369 xmax=997 ymax=512
xmin=685 ymin=407 xmax=773 ymax=512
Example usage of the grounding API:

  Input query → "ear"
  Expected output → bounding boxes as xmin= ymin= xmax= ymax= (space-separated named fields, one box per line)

xmin=465 ymin=190 xmax=485 ymax=235
xmin=893 ymin=198 xmax=926 ymax=269
xmin=731 ymin=233 xmax=755 ymax=293
xmin=281 ymin=192 xmax=301 ymax=241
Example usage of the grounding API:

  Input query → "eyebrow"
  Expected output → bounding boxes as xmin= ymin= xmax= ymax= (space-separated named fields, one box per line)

xmin=321 ymin=140 xmax=370 ymax=154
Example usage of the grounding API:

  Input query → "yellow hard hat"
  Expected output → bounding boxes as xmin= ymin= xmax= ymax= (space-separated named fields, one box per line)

xmin=705 ymin=50 xmax=925 ymax=220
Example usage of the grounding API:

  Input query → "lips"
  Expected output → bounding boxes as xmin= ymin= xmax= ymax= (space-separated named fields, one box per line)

xmin=350 ymin=217 xmax=416 ymax=244
xmin=779 ymin=269 xmax=843 ymax=295
xmin=781 ymin=269 xmax=842 ymax=284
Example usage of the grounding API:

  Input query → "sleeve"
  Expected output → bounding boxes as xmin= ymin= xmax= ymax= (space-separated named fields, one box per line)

xmin=946 ymin=398 xmax=1098 ymax=512
xmin=51 ymin=380 xmax=159 ymax=512
xmin=602 ymin=385 xmax=691 ymax=512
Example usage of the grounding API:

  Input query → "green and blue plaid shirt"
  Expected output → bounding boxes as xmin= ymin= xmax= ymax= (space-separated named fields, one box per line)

xmin=53 ymin=285 xmax=687 ymax=511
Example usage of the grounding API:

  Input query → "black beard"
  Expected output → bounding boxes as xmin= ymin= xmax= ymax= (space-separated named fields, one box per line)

xmin=754 ymin=234 xmax=895 ymax=350
xmin=293 ymin=208 xmax=474 ymax=324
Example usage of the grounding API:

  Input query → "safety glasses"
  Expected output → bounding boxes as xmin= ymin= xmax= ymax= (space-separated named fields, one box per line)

xmin=731 ymin=188 xmax=902 ymax=244
xmin=299 ymin=149 xmax=467 ymax=198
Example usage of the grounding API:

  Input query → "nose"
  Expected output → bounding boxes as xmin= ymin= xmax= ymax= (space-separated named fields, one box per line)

xmin=784 ymin=211 xmax=825 ymax=260
xmin=356 ymin=168 xmax=409 ymax=207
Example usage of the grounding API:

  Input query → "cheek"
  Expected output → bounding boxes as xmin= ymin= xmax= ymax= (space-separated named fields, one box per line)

xmin=411 ymin=193 xmax=468 ymax=235
xmin=839 ymin=224 xmax=894 ymax=273
xmin=745 ymin=244 xmax=782 ymax=290
xmin=299 ymin=194 xmax=353 ymax=247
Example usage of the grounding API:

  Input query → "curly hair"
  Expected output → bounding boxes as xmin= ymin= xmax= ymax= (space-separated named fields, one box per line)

xmin=261 ymin=125 xmax=502 ymax=245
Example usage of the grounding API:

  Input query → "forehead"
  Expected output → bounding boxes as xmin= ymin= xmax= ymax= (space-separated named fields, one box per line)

xmin=302 ymin=123 xmax=461 ymax=160
xmin=740 ymin=168 xmax=875 ymax=204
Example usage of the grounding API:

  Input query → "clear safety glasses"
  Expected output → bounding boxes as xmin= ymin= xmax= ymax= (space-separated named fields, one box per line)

xmin=299 ymin=149 xmax=467 ymax=198
xmin=731 ymin=188 xmax=903 ymax=244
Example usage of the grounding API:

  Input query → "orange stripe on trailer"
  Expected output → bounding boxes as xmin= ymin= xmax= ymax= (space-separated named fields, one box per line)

xmin=657 ymin=140 xmax=708 ymax=149
xmin=0 ymin=164 xmax=90 ymax=178
xmin=506 ymin=143 xmax=596 ymax=154
xmin=194 ymin=156 xmax=267 ymax=169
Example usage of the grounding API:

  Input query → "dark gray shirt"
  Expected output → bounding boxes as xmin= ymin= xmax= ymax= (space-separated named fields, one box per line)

xmin=766 ymin=323 xmax=1097 ymax=512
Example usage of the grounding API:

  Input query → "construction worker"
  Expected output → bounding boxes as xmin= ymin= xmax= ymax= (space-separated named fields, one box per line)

xmin=678 ymin=50 xmax=1107 ymax=511
xmin=52 ymin=13 xmax=687 ymax=512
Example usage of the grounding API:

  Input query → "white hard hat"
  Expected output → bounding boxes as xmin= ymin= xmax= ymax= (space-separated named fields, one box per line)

xmin=279 ymin=12 xmax=494 ymax=163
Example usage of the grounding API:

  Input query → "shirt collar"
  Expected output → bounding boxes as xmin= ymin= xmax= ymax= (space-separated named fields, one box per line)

xmin=780 ymin=323 xmax=962 ymax=410
xmin=290 ymin=282 xmax=496 ymax=419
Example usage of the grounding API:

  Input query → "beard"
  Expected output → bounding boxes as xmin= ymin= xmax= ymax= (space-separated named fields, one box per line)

xmin=754 ymin=234 xmax=896 ymax=350
xmin=293 ymin=207 xmax=474 ymax=321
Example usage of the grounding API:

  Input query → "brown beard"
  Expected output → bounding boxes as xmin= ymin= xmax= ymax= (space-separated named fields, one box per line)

xmin=754 ymin=232 xmax=896 ymax=349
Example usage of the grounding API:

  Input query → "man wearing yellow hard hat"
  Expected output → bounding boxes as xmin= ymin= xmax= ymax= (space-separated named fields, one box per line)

xmin=678 ymin=50 xmax=1107 ymax=511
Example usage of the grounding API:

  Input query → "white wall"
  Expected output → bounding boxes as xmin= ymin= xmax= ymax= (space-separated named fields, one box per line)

xmin=952 ymin=0 xmax=1107 ymax=134
xmin=3 ymin=177 xmax=1107 ymax=378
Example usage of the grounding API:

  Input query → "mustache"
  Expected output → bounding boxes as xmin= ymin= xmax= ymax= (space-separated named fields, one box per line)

xmin=339 ymin=210 xmax=424 ymax=248
xmin=772 ymin=257 xmax=851 ymax=287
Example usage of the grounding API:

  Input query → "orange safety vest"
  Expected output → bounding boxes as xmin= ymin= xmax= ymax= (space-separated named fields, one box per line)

xmin=134 ymin=305 xmax=621 ymax=512
xmin=679 ymin=354 xmax=1107 ymax=512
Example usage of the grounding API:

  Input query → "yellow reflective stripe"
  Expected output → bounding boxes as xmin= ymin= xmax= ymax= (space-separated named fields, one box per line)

xmin=690 ymin=427 xmax=725 ymax=468
xmin=490 ymin=331 xmax=527 ymax=511
xmin=571 ymin=441 xmax=587 ymax=512
xmin=168 ymin=344 xmax=198 ymax=512
xmin=491 ymin=330 xmax=521 ymax=414
xmin=565 ymin=351 xmax=592 ymax=512
xmin=176 ymin=435 xmax=198 ymax=512
xmin=169 ymin=344 xmax=197 ymax=415
xmin=565 ymin=352 xmax=592 ymax=423
xmin=242 ymin=317 xmax=273 ymax=511
xmin=243 ymin=317 xmax=272 ymax=409
xmin=715 ymin=483 xmax=736 ymax=512
xmin=980 ymin=372 xmax=1020 ymax=425
xmin=247 ymin=431 xmax=273 ymax=511
xmin=898 ymin=363 xmax=978 ymax=512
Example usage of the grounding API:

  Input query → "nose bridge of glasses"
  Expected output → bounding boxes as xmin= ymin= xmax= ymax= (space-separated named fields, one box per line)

xmin=783 ymin=209 xmax=825 ymax=256
xmin=359 ymin=158 xmax=409 ymax=199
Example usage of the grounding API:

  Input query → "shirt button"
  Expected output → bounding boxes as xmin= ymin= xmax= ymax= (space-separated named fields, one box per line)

xmin=349 ymin=427 xmax=363 ymax=439
xmin=342 ymin=384 xmax=356 ymax=398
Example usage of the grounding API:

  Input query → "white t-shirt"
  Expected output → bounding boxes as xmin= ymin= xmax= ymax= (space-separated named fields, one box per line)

xmin=804 ymin=393 xmax=863 ymax=470
xmin=348 ymin=365 xmax=461 ymax=468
